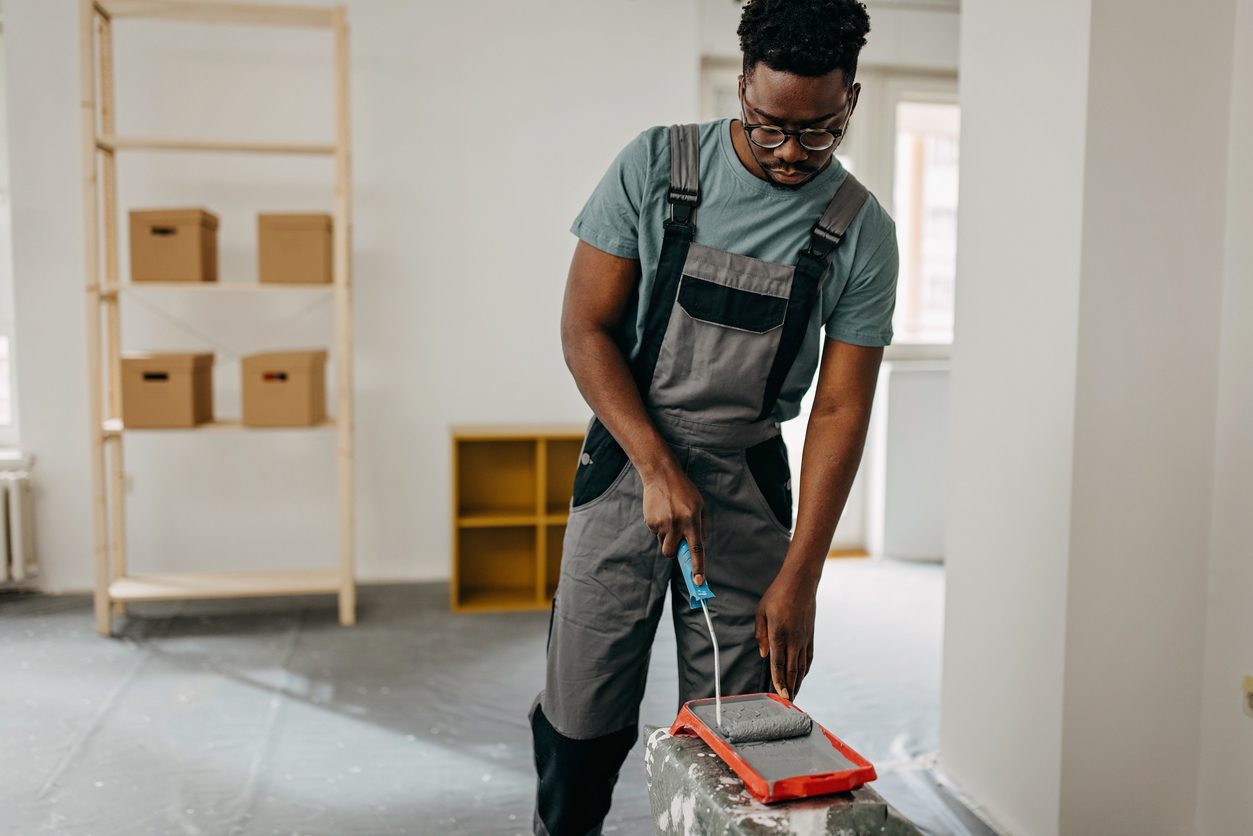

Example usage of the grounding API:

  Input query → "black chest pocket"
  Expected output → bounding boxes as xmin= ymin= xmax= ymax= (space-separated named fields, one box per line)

xmin=677 ymin=276 xmax=788 ymax=333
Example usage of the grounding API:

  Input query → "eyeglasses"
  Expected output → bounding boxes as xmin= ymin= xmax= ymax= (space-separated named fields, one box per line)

xmin=740 ymin=94 xmax=849 ymax=152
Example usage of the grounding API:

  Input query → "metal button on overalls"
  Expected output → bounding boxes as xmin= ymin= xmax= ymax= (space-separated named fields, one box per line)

xmin=530 ymin=124 xmax=869 ymax=836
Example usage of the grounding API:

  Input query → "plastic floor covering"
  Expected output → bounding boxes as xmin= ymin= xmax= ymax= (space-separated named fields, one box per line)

xmin=0 ymin=559 xmax=997 ymax=836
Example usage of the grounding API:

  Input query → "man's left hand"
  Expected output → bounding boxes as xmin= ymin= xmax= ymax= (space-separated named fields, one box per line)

xmin=754 ymin=570 xmax=819 ymax=700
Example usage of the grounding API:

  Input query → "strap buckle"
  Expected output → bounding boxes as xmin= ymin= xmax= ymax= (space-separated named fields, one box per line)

xmin=669 ymin=203 xmax=694 ymax=225
xmin=805 ymin=225 xmax=843 ymax=259
xmin=668 ymin=187 xmax=699 ymax=225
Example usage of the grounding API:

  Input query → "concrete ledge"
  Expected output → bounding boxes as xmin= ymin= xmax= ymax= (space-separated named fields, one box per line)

xmin=645 ymin=726 xmax=921 ymax=835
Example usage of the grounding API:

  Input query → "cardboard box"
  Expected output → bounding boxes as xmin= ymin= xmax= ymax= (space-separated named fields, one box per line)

xmin=129 ymin=208 xmax=219 ymax=283
xmin=257 ymin=213 xmax=333 ymax=284
xmin=121 ymin=353 xmax=215 ymax=428
xmin=241 ymin=350 xmax=328 ymax=427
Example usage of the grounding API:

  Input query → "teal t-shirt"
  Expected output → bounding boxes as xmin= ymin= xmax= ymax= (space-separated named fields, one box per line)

xmin=571 ymin=118 xmax=899 ymax=423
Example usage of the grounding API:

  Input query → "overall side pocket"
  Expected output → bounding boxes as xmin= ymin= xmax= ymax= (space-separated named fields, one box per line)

xmin=743 ymin=434 xmax=794 ymax=536
xmin=570 ymin=418 xmax=631 ymax=511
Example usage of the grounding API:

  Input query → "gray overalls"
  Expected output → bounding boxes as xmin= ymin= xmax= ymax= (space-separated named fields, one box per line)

xmin=531 ymin=124 xmax=869 ymax=836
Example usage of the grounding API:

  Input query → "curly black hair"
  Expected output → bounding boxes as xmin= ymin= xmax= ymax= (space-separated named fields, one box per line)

xmin=738 ymin=0 xmax=871 ymax=84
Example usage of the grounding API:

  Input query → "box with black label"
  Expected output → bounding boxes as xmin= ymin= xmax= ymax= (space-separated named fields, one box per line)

xmin=129 ymin=208 xmax=219 ymax=283
xmin=257 ymin=213 xmax=332 ymax=284
xmin=241 ymin=350 xmax=328 ymax=427
xmin=121 ymin=353 xmax=215 ymax=428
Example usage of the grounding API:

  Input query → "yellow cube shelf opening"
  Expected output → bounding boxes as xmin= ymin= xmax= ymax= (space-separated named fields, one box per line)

xmin=456 ymin=439 xmax=538 ymax=518
xmin=450 ymin=426 xmax=586 ymax=613
xmin=455 ymin=526 xmax=538 ymax=610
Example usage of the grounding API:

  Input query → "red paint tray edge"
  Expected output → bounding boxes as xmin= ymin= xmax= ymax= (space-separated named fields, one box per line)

xmin=668 ymin=692 xmax=878 ymax=804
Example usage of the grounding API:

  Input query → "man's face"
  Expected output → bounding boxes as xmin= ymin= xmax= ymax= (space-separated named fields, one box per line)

xmin=738 ymin=62 xmax=859 ymax=189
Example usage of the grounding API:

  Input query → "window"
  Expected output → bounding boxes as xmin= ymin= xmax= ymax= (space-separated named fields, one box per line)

xmin=893 ymin=100 xmax=959 ymax=343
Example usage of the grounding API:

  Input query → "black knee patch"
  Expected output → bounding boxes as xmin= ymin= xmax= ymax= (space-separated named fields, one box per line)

xmin=530 ymin=700 xmax=637 ymax=835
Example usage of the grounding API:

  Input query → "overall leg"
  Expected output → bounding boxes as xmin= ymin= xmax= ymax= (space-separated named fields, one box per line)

xmin=532 ymin=447 xmax=673 ymax=836
xmin=671 ymin=442 xmax=792 ymax=705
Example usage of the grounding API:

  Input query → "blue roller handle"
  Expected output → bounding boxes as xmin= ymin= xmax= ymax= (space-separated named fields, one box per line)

xmin=678 ymin=540 xmax=715 ymax=609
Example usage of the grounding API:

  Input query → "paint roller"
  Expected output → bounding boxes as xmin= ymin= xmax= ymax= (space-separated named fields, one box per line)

xmin=677 ymin=540 xmax=813 ymax=744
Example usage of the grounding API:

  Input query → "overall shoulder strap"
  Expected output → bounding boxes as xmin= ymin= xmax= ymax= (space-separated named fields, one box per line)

xmin=667 ymin=124 xmax=701 ymax=226
xmin=808 ymin=171 xmax=870 ymax=259
xmin=631 ymin=125 xmax=702 ymax=398
xmin=757 ymin=172 xmax=871 ymax=422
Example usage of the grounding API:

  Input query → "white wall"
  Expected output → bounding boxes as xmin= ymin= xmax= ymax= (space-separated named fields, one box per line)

xmin=7 ymin=0 xmax=962 ymax=589
xmin=940 ymin=1 xmax=1091 ymax=831
xmin=867 ymin=361 xmax=948 ymax=560
xmin=1195 ymin=1 xmax=1253 ymax=832
xmin=1058 ymin=0 xmax=1233 ymax=830
xmin=943 ymin=1 xmax=1244 ymax=834
xmin=4 ymin=0 xmax=699 ymax=589
xmin=699 ymin=0 xmax=960 ymax=72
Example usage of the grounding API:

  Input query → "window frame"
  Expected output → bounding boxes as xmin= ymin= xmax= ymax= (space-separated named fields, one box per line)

xmin=856 ymin=69 xmax=959 ymax=360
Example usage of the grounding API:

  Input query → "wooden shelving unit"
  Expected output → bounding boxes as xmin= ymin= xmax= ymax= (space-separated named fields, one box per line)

xmin=80 ymin=0 xmax=356 ymax=635
xmin=450 ymin=424 xmax=586 ymax=612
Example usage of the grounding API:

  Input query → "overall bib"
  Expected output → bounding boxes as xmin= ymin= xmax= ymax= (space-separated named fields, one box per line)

xmin=531 ymin=124 xmax=869 ymax=836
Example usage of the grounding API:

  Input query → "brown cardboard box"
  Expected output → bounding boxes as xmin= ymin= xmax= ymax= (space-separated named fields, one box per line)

xmin=241 ymin=350 xmax=328 ymax=427
xmin=257 ymin=213 xmax=333 ymax=284
xmin=121 ymin=353 xmax=215 ymax=428
xmin=129 ymin=208 xmax=219 ymax=283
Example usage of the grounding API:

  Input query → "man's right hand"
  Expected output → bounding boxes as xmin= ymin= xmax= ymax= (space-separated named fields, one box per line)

xmin=641 ymin=461 xmax=708 ymax=585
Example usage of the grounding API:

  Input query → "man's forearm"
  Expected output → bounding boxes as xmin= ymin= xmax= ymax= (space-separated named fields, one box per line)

xmin=779 ymin=406 xmax=873 ymax=586
xmin=563 ymin=327 xmax=679 ymax=481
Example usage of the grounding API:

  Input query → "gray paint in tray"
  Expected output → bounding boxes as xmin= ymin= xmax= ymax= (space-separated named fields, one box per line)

xmin=689 ymin=694 xmax=858 ymax=786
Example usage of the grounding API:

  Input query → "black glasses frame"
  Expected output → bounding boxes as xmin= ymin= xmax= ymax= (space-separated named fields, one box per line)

xmin=740 ymin=92 xmax=852 ymax=152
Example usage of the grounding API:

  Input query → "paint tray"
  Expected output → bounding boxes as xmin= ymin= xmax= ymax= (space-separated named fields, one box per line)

xmin=668 ymin=693 xmax=877 ymax=804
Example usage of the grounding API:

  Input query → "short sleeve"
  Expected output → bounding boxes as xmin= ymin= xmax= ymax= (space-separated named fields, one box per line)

xmin=569 ymin=130 xmax=653 ymax=260
xmin=824 ymin=221 xmax=899 ymax=347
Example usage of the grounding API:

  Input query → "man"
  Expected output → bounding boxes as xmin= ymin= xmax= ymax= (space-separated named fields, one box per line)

xmin=530 ymin=1 xmax=897 ymax=832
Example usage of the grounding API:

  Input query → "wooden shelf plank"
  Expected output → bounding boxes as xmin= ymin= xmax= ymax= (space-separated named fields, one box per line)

xmin=103 ymin=418 xmax=336 ymax=437
xmin=97 ymin=135 xmax=336 ymax=155
xmin=453 ymin=588 xmax=546 ymax=613
xmin=116 ymin=281 xmax=334 ymax=292
xmin=456 ymin=512 xmax=540 ymax=528
xmin=110 ymin=569 xmax=340 ymax=602
xmin=451 ymin=423 xmax=587 ymax=440
xmin=542 ymin=512 xmax=570 ymax=525
xmin=96 ymin=1 xmax=336 ymax=28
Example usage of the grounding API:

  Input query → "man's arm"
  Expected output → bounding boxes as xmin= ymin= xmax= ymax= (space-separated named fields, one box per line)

xmin=561 ymin=240 xmax=711 ymax=579
xmin=755 ymin=337 xmax=883 ymax=699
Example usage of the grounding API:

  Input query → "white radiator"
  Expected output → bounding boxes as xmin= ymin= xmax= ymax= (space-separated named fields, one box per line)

xmin=0 ymin=468 xmax=36 ymax=584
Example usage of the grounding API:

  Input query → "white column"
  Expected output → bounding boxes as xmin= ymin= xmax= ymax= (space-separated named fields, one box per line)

xmin=1195 ymin=0 xmax=1253 ymax=831
xmin=941 ymin=1 xmax=1237 ymax=833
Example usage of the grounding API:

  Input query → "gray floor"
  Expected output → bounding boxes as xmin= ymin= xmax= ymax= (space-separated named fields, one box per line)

xmin=1 ymin=559 xmax=995 ymax=836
